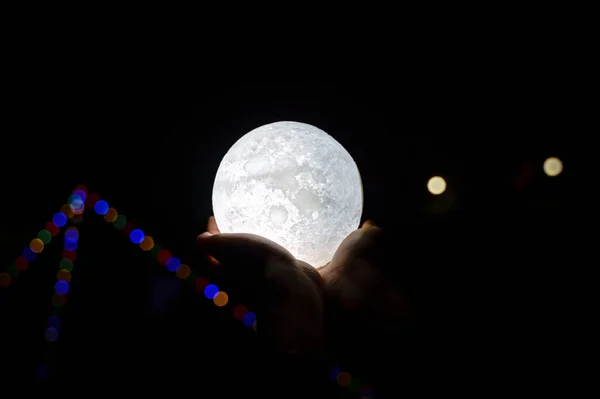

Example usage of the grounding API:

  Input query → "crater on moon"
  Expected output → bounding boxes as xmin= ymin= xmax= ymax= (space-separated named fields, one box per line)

xmin=212 ymin=121 xmax=363 ymax=267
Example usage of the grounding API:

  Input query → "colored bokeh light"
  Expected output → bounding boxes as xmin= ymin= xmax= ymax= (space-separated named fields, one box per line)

xmin=64 ymin=238 xmax=78 ymax=251
xmin=37 ymin=229 xmax=52 ymax=244
xmin=195 ymin=277 xmax=210 ymax=292
xmin=104 ymin=208 xmax=118 ymax=223
xmin=243 ymin=312 xmax=256 ymax=328
xmin=46 ymin=222 xmax=59 ymax=236
xmin=65 ymin=227 xmax=79 ymax=241
xmin=113 ymin=214 xmax=126 ymax=229
xmin=57 ymin=269 xmax=71 ymax=282
xmin=233 ymin=305 xmax=248 ymax=321
xmin=204 ymin=284 xmax=219 ymax=299
xmin=175 ymin=264 xmax=191 ymax=279
xmin=213 ymin=291 xmax=229 ymax=307
xmin=86 ymin=193 xmax=100 ymax=207
xmin=94 ymin=200 xmax=109 ymax=215
xmin=73 ymin=188 xmax=87 ymax=202
xmin=0 ymin=272 xmax=11 ymax=287
xmin=329 ymin=366 xmax=341 ymax=381
xmin=139 ymin=236 xmax=154 ymax=251
xmin=15 ymin=256 xmax=28 ymax=271
xmin=157 ymin=249 xmax=172 ymax=265
xmin=52 ymin=294 xmax=67 ymax=307
xmin=60 ymin=259 xmax=74 ymax=271
xmin=22 ymin=247 xmax=36 ymax=261
xmin=129 ymin=229 xmax=145 ymax=244
xmin=337 ymin=371 xmax=352 ymax=387
xmin=48 ymin=316 xmax=60 ymax=328
xmin=30 ymin=238 xmax=45 ymax=254
xmin=54 ymin=280 xmax=70 ymax=295
xmin=166 ymin=257 xmax=181 ymax=272
xmin=60 ymin=204 xmax=75 ymax=219
xmin=7 ymin=264 xmax=19 ymax=278
xmin=52 ymin=212 xmax=67 ymax=227
xmin=45 ymin=327 xmax=59 ymax=342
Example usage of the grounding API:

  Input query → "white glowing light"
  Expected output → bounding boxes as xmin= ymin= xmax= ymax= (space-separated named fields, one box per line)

xmin=212 ymin=121 xmax=363 ymax=267
xmin=427 ymin=176 xmax=446 ymax=195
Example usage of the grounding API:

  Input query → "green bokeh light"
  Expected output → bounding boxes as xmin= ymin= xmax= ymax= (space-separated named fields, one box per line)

xmin=59 ymin=259 xmax=73 ymax=271
xmin=37 ymin=229 xmax=52 ymax=244
xmin=113 ymin=215 xmax=126 ymax=229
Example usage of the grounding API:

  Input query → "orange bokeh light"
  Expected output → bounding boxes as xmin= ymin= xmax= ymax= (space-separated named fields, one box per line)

xmin=57 ymin=269 xmax=72 ymax=282
xmin=176 ymin=264 xmax=191 ymax=279
xmin=30 ymin=238 xmax=44 ymax=253
xmin=213 ymin=291 xmax=229 ymax=307
xmin=139 ymin=236 xmax=155 ymax=251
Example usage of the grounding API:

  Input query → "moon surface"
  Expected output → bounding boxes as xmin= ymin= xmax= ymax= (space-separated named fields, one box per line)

xmin=212 ymin=121 xmax=363 ymax=267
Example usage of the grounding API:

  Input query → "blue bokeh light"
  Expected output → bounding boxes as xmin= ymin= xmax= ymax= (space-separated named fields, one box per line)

xmin=129 ymin=229 xmax=145 ymax=244
xmin=64 ymin=237 xmax=78 ymax=251
xmin=94 ymin=200 xmax=109 ymax=215
xmin=329 ymin=366 xmax=340 ymax=381
xmin=54 ymin=280 xmax=69 ymax=295
xmin=166 ymin=257 xmax=181 ymax=272
xmin=72 ymin=189 xmax=87 ymax=202
xmin=243 ymin=312 xmax=256 ymax=327
xmin=69 ymin=195 xmax=85 ymax=212
xmin=52 ymin=212 xmax=67 ymax=227
xmin=22 ymin=247 xmax=36 ymax=261
xmin=48 ymin=316 xmax=60 ymax=328
xmin=44 ymin=327 xmax=59 ymax=342
xmin=204 ymin=284 xmax=219 ymax=299
xmin=65 ymin=229 xmax=79 ymax=241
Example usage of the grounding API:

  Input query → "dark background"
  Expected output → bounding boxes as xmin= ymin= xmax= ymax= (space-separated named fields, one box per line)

xmin=1 ymin=75 xmax=577 ymax=397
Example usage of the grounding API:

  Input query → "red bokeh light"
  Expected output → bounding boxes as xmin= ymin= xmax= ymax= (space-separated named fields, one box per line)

xmin=195 ymin=277 xmax=210 ymax=292
xmin=15 ymin=256 xmax=28 ymax=271
xmin=233 ymin=305 xmax=248 ymax=321
xmin=61 ymin=250 xmax=76 ymax=261
xmin=46 ymin=222 xmax=59 ymax=236
xmin=157 ymin=249 xmax=172 ymax=265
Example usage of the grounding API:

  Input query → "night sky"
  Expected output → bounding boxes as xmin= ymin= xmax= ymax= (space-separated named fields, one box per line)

xmin=1 ymin=78 xmax=576 ymax=396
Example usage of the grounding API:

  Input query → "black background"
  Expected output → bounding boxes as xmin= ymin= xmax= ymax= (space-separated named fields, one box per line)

xmin=0 ymin=69 xmax=578 ymax=397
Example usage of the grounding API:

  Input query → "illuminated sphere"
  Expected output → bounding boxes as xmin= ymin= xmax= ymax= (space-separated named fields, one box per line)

xmin=212 ymin=121 xmax=363 ymax=267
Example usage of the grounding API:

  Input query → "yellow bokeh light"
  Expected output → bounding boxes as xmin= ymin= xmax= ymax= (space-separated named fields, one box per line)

xmin=543 ymin=157 xmax=563 ymax=177
xmin=61 ymin=204 xmax=74 ymax=219
xmin=30 ymin=238 xmax=44 ymax=253
xmin=57 ymin=269 xmax=72 ymax=282
xmin=139 ymin=236 xmax=155 ymax=251
xmin=176 ymin=264 xmax=191 ymax=279
xmin=427 ymin=176 xmax=446 ymax=195
xmin=213 ymin=291 xmax=229 ymax=307
xmin=104 ymin=208 xmax=118 ymax=223
xmin=336 ymin=371 xmax=352 ymax=387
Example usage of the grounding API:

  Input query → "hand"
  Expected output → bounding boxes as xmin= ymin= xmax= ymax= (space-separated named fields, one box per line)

xmin=197 ymin=216 xmax=415 ymax=383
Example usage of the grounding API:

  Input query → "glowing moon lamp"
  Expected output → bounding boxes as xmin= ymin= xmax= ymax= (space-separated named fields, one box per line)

xmin=212 ymin=121 xmax=363 ymax=268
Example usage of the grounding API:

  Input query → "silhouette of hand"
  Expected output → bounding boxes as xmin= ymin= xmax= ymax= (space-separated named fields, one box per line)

xmin=196 ymin=216 xmax=415 ymax=373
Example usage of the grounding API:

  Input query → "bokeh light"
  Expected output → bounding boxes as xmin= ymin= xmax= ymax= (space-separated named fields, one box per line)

xmin=195 ymin=277 xmax=209 ymax=292
xmin=213 ymin=291 xmax=229 ymax=307
xmin=129 ymin=229 xmax=145 ymax=244
xmin=7 ymin=264 xmax=19 ymax=278
xmin=44 ymin=327 xmax=59 ymax=342
xmin=175 ymin=264 xmax=191 ymax=279
xmin=64 ymin=237 xmax=78 ymax=251
xmin=233 ymin=305 xmax=248 ymax=321
xmin=94 ymin=200 xmax=109 ymax=215
xmin=37 ymin=229 xmax=51 ymax=244
xmin=15 ymin=256 xmax=28 ymax=271
xmin=52 ymin=212 xmax=67 ymax=227
xmin=0 ymin=272 xmax=11 ymax=287
xmin=337 ymin=371 xmax=351 ymax=387
xmin=57 ymin=269 xmax=71 ymax=282
xmin=52 ymin=293 xmax=66 ymax=307
xmin=61 ymin=249 xmax=76 ymax=260
xmin=543 ymin=157 xmax=563 ymax=177
xmin=113 ymin=214 xmax=126 ymax=229
xmin=329 ymin=366 xmax=340 ymax=381
xmin=157 ymin=249 xmax=172 ymax=265
xmin=86 ymin=193 xmax=100 ymax=208
xmin=65 ymin=227 xmax=79 ymax=241
xmin=139 ymin=236 xmax=154 ymax=251
xmin=60 ymin=204 xmax=74 ymax=219
xmin=204 ymin=284 xmax=219 ymax=299
xmin=243 ymin=312 xmax=256 ymax=328
xmin=73 ymin=188 xmax=88 ymax=202
xmin=45 ymin=221 xmax=59 ymax=236
xmin=104 ymin=207 xmax=118 ymax=223
xmin=22 ymin=247 xmax=36 ymax=261
xmin=427 ymin=176 xmax=447 ymax=195
xmin=54 ymin=280 xmax=69 ymax=295
xmin=59 ymin=258 xmax=74 ymax=271
xmin=29 ymin=238 xmax=44 ymax=254
xmin=166 ymin=257 xmax=181 ymax=272
xmin=48 ymin=316 xmax=60 ymax=328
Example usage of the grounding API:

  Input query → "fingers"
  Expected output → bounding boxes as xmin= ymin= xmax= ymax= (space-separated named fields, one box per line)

xmin=362 ymin=219 xmax=376 ymax=228
xmin=207 ymin=216 xmax=220 ymax=235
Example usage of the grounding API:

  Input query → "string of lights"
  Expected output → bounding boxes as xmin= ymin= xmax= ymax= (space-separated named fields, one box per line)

xmin=1 ymin=184 xmax=375 ymax=398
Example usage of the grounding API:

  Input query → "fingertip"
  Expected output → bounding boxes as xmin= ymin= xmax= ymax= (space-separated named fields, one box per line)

xmin=207 ymin=216 xmax=220 ymax=235
xmin=362 ymin=219 xmax=377 ymax=228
